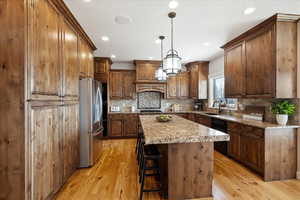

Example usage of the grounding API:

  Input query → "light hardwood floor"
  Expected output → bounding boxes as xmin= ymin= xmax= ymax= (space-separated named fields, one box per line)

xmin=55 ymin=139 xmax=300 ymax=200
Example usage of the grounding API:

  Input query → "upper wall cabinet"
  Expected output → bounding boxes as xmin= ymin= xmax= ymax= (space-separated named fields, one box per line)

xmin=29 ymin=0 xmax=61 ymax=100
xmin=61 ymin=18 xmax=79 ymax=100
xmin=186 ymin=61 xmax=209 ymax=99
xmin=134 ymin=60 xmax=162 ymax=83
xmin=94 ymin=57 xmax=112 ymax=83
xmin=109 ymin=70 xmax=136 ymax=99
xmin=167 ymin=72 xmax=190 ymax=99
xmin=222 ymin=14 xmax=299 ymax=98
xmin=79 ymin=38 xmax=94 ymax=78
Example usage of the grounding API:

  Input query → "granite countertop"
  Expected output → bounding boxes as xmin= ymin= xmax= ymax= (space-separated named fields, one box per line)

xmin=191 ymin=111 xmax=300 ymax=129
xmin=139 ymin=115 xmax=230 ymax=145
xmin=109 ymin=111 xmax=300 ymax=129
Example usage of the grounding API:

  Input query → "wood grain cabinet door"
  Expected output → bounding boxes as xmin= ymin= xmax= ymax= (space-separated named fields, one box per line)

xmin=189 ymin=66 xmax=198 ymax=99
xmin=109 ymin=119 xmax=123 ymax=137
xmin=167 ymin=76 xmax=177 ymax=99
xmin=245 ymin=26 xmax=275 ymax=98
xmin=240 ymin=133 xmax=264 ymax=174
xmin=224 ymin=42 xmax=245 ymax=98
xmin=61 ymin=19 xmax=79 ymax=99
xmin=123 ymin=114 xmax=138 ymax=137
xmin=29 ymin=0 xmax=61 ymax=100
xmin=228 ymin=132 xmax=240 ymax=160
xmin=62 ymin=103 xmax=79 ymax=182
xmin=79 ymin=38 xmax=93 ymax=78
xmin=123 ymin=71 xmax=136 ymax=99
xmin=136 ymin=63 xmax=158 ymax=82
xmin=29 ymin=103 xmax=62 ymax=199
xmin=177 ymin=72 xmax=189 ymax=99
xmin=109 ymin=71 xmax=123 ymax=99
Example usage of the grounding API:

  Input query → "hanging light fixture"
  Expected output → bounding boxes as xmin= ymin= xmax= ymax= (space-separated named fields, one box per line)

xmin=163 ymin=12 xmax=182 ymax=76
xmin=155 ymin=36 xmax=167 ymax=81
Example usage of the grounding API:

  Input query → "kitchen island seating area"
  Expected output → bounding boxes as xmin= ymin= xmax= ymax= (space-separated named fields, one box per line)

xmin=138 ymin=114 xmax=229 ymax=200
xmin=136 ymin=131 xmax=163 ymax=200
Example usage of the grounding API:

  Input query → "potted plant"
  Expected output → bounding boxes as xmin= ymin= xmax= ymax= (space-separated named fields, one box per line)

xmin=271 ymin=100 xmax=296 ymax=126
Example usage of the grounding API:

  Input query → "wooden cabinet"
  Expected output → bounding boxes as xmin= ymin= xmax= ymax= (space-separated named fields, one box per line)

xmin=227 ymin=122 xmax=264 ymax=174
xmin=123 ymin=71 xmax=136 ymax=99
xmin=62 ymin=103 xmax=80 ymax=181
xmin=0 ymin=0 xmax=96 ymax=199
xmin=108 ymin=114 xmax=138 ymax=137
xmin=176 ymin=113 xmax=189 ymax=120
xmin=94 ymin=57 xmax=112 ymax=83
xmin=186 ymin=61 xmax=209 ymax=99
xmin=188 ymin=113 xmax=196 ymax=122
xmin=167 ymin=72 xmax=190 ymax=99
xmin=29 ymin=102 xmax=79 ymax=200
xmin=244 ymin=27 xmax=274 ymax=97
xmin=177 ymin=72 xmax=190 ymax=98
xmin=227 ymin=122 xmax=241 ymax=160
xmin=224 ymin=43 xmax=245 ymax=98
xmin=108 ymin=114 xmax=123 ymax=137
xmin=61 ymin=18 xmax=79 ymax=100
xmin=109 ymin=70 xmax=136 ymax=99
xmin=29 ymin=103 xmax=62 ymax=200
xmin=29 ymin=0 xmax=61 ymax=100
xmin=79 ymin=38 xmax=94 ymax=78
xmin=124 ymin=114 xmax=139 ymax=137
xmin=222 ymin=14 xmax=298 ymax=98
xmin=167 ymin=76 xmax=177 ymax=99
xmin=109 ymin=71 xmax=123 ymax=99
xmin=195 ymin=114 xmax=211 ymax=127
xmin=240 ymin=132 xmax=264 ymax=174
xmin=134 ymin=60 xmax=162 ymax=83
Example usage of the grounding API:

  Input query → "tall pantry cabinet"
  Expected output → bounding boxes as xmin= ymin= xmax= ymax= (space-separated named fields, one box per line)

xmin=0 ymin=0 xmax=96 ymax=200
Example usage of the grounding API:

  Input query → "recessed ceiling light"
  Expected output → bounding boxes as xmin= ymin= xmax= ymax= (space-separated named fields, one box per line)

xmin=149 ymin=57 xmax=153 ymax=60
xmin=244 ymin=7 xmax=256 ymax=15
xmin=101 ymin=36 xmax=110 ymax=41
xmin=168 ymin=0 xmax=179 ymax=9
xmin=83 ymin=0 xmax=92 ymax=2
xmin=111 ymin=54 xmax=116 ymax=59
xmin=203 ymin=42 xmax=211 ymax=46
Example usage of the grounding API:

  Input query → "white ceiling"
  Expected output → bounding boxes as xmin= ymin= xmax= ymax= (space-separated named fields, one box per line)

xmin=64 ymin=0 xmax=300 ymax=63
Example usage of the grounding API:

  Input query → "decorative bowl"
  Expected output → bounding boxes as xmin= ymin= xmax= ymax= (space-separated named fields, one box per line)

xmin=156 ymin=115 xmax=172 ymax=122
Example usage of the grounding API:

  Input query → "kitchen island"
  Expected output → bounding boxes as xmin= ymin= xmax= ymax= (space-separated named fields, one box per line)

xmin=139 ymin=115 xmax=229 ymax=200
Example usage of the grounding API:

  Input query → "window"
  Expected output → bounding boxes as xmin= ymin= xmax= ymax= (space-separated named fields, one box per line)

xmin=209 ymin=75 xmax=237 ymax=109
xmin=213 ymin=77 xmax=224 ymax=100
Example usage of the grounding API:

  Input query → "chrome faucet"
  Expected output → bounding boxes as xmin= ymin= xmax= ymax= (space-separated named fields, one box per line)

xmin=213 ymin=99 xmax=224 ymax=114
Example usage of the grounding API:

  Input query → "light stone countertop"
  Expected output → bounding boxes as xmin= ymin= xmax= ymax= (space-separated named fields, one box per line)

xmin=139 ymin=115 xmax=230 ymax=145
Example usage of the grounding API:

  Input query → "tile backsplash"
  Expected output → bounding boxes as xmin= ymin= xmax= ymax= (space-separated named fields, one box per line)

xmin=137 ymin=92 xmax=161 ymax=109
xmin=222 ymin=98 xmax=300 ymax=124
xmin=110 ymin=93 xmax=194 ymax=112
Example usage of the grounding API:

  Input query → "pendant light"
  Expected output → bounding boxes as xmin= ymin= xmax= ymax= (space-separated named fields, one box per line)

xmin=163 ymin=12 xmax=182 ymax=76
xmin=155 ymin=36 xmax=167 ymax=81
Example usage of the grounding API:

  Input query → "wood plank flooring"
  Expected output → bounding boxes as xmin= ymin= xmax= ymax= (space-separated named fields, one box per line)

xmin=55 ymin=139 xmax=300 ymax=200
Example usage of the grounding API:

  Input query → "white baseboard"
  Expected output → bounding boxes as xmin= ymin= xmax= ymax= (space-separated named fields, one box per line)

xmin=297 ymin=171 xmax=300 ymax=180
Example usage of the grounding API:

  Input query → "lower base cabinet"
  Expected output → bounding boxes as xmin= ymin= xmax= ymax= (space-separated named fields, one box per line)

xmin=228 ymin=122 xmax=264 ymax=175
xmin=240 ymin=134 xmax=264 ymax=174
xmin=195 ymin=114 xmax=211 ymax=127
xmin=108 ymin=114 xmax=138 ymax=137
xmin=29 ymin=102 xmax=79 ymax=199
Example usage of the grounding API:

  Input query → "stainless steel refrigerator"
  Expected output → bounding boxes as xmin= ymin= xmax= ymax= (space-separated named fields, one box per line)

xmin=79 ymin=78 xmax=103 ymax=168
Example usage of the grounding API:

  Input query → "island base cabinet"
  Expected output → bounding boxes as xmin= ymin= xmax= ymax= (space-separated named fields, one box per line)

xmin=28 ymin=102 xmax=79 ymax=200
xmin=158 ymin=142 xmax=213 ymax=200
